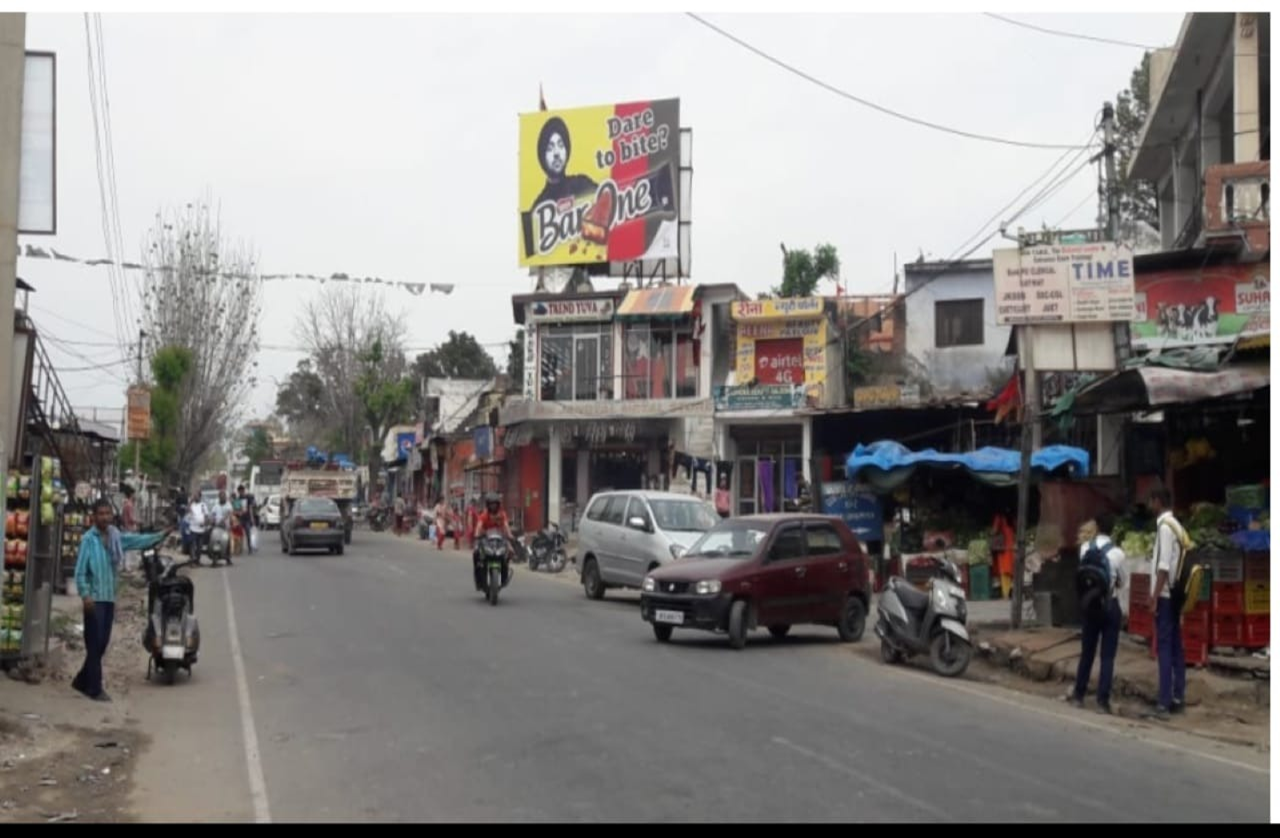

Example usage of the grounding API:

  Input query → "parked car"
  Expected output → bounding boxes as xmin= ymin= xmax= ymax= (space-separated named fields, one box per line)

xmin=639 ymin=514 xmax=871 ymax=649
xmin=261 ymin=494 xmax=283 ymax=530
xmin=577 ymin=491 xmax=719 ymax=600
xmin=280 ymin=497 xmax=346 ymax=556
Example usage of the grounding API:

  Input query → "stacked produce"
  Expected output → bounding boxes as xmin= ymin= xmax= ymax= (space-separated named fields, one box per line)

xmin=62 ymin=508 xmax=88 ymax=564
xmin=3 ymin=470 xmax=34 ymax=655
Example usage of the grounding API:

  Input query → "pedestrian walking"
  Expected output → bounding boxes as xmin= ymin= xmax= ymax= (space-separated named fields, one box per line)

xmin=714 ymin=473 xmax=731 ymax=519
xmin=991 ymin=509 xmax=1016 ymax=599
xmin=394 ymin=494 xmax=406 ymax=537
xmin=72 ymin=498 xmax=167 ymax=702
xmin=1071 ymin=514 xmax=1127 ymax=714
xmin=1147 ymin=489 xmax=1190 ymax=720
xmin=434 ymin=497 xmax=449 ymax=550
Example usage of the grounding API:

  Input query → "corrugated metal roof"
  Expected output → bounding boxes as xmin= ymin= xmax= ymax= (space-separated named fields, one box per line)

xmin=616 ymin=286 xmax=695 ymax=319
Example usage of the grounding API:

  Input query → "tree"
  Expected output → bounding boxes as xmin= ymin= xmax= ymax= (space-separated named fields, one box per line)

xmin=240 ymin=425 xmax=274 ymax=481
xmin=139 ymin=200 xmax=261 ymax=488
xmin=275 ymin=359 xmax=329 ymax=447
xmin=413 ymin=331 xmax=499 ymax=383
xmin=355 ymin=338 xmax=416 ymax=479
xmin=1115 ymin=52 xmax=1158 ymax=230
xmin=506 ymin=328 xmax=525 ymax=386
xmin=774 ymin=243 xmax=840 ymax=297
xmin=294 ymin=284 xmax=410 ymax=464
xmin=119 ymin=345 xmax=193 ymax=487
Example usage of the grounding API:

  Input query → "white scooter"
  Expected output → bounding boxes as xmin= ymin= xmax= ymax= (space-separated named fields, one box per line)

xmin=207 ymin=522 xmax=232 ymax=566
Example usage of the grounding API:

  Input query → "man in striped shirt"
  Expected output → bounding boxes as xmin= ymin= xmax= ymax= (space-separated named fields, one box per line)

xmin=72 ymin=498 xmax=166 ymax=702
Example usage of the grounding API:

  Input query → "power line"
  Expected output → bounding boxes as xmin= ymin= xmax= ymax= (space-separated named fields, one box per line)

xmin=685 ymin=13 xmax=1092 ymax=151
xmin=982 ymin=13 xmax=1164 ymax=51
xmin=1054 ymin=191 xmax=1101 ymax=228
xmin=93 ymin=13 xmax=136 ymax=337
xmin=31 ymin=306 xmax=121 ymax=341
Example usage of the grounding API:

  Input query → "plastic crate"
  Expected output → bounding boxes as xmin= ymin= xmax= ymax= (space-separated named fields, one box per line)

xmin=968 ymin=564 xmax=991 ymax=602
xmin=1244 ymin=554 xmax=1269 ymax=583
xmin=1184 ymin=610 xmax=1212 ymax=642
xmin=1244 ymin=582 xmax=1270 ymax=615
xmin=1213 ymin=582 xmax=1245 ymax=615
xmin=1244 ymin=614 xmax=1269 ymax=649
xmin=1184 ymin=637 xmax=1210 ymax=666
xmin=1212 ymin=613 xmax=1246 ymax=647
xmin=1210 ymin=554 xmax=1244 ymax=583
xmin=1130 ymin=572 xmax=1151 ymax=599
xmin=1128 ymin=607 xmax=1153 ymax=640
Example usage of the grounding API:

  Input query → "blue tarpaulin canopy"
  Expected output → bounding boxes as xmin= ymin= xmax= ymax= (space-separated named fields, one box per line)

xmin=845 ymin=440 xmax=1091 ymax=492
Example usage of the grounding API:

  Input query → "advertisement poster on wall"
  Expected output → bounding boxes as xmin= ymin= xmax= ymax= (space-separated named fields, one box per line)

xmin=819 ymin=482 xmax=883 ymax=543
xmin=730 ymin=298 xmax=828 ymax=402
xmin=1131 ymin=264 xmax=1269 ymax=350
xmin=518 ymin=99 xmax=680 ymax=267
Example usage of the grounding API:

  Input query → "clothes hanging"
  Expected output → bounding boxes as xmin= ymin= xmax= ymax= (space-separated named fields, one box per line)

xmin=759 ymin=459 xmax=777 ymax=513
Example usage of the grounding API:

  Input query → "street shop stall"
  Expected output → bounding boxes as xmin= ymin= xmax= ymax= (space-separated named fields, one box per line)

xmin=837 ymin=441 xmax=1090 ymax=600
xmin=3 ymin=451 xmax=68 ymax=663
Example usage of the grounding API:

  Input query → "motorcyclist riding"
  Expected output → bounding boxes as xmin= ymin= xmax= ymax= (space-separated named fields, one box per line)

xmin=473 ymin=492 xmax=514 ymax=591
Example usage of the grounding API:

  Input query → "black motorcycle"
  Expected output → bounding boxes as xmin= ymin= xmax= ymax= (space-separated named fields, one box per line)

xmin=367 ymin=506 xmax=389 ymax=533
xmin=527 ymin=523 xmax=568 ymax=574
xmin=476 ymin=530 xmax=511 ymax=606
xmin=141 ymin=546 xmax=200 ymax=685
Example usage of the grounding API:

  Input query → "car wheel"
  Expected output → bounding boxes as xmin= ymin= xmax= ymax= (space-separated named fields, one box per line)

xmin=727 ymin=600 xmax=749 ymax=650
xmin=582 ymin=558 xmax=605 ymax=601
xmin=768 ymin=624 xmax=791 ymax=640
xmin=652 ymin=623 xmax=674 ymax=643
xmin=288 ymin=537 xmax=298 ymax=557
xmin=837 ymin=596 xmax=867 ymax=643
xmin=336 ymin=543 xmax=345 ymax=556
xmin=880 ymin=639 xmax=903 ymax=664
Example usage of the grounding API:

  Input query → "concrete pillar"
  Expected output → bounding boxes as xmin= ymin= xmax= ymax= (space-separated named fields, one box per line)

xmin=801 ymin=418 xmax=813 ymax=484
xmin=576 ymin=446 xmax=589 ymax=512
xmin=1 ymin=14 xmax=25 ymax=469
xmin=647 ymin=445 xmax=662 ymax=490
xmin=1234 ymin=13 xmax=1261 ymax=164
xmin=547 ymin=429 xmax=562 ymax=526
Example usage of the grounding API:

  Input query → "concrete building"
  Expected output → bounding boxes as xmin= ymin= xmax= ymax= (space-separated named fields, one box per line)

xmin=500 ymin=283 xmax=746 ymax=531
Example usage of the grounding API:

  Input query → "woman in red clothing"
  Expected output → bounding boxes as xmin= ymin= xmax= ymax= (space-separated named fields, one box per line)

xmin=991 ymin=512 xmax=1016 ymax=599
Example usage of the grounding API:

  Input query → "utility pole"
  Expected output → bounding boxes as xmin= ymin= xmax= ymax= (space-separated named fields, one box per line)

xmin=1011 ymin=320 xmax=1036 ymax=630
xmin=1101 ymin=101 xmax=1120 ymax=241
xmin=132 ymin=328 xmax=146 ymax=488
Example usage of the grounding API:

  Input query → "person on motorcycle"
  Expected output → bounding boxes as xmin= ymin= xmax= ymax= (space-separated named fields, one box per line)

xmin=212 ymin=491 xmax=236 ymax=566
xmin=472 ymin=492 xmax=513 ymax=591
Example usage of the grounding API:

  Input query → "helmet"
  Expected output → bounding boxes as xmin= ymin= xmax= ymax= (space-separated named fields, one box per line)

xmin=485 ymin=492 xmax=501 ymax=512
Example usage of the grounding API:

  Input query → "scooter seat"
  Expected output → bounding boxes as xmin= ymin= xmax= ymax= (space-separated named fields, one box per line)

xmin=888 ymin=577 xmax=931 ymax=614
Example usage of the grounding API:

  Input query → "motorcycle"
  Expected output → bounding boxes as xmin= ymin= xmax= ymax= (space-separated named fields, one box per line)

xmin=874 ymin=558 xmax=972 ymax=678
xmin=141 ymin=546 xmax=200 ymax=684
xmin=476 ymin=529 xmax=511 ymax=606
xmin=367 ymin=506 xmax=389 ymax=533
xmin=207 ymin=522 xmax=232 ymax=566
xmin=527 ymin=523 xmax=567 ymax=574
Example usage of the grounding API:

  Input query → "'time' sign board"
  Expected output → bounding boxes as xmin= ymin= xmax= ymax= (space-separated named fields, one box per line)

xmin=994 ymin=243 xmax=1136 ymax=325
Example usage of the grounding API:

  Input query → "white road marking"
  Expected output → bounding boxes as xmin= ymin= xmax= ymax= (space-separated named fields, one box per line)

xmin=223 ymin=570 xmax=273 ymax=823
xmin=770 ymin=736 xmax=949 ymax=820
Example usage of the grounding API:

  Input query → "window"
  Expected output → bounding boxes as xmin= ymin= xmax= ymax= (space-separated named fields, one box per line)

xmin=540 ymin=324 xmax=613 ymax=402
xmin=603 ymin=496 xmax=627 ymax=525
xmin=586 ymin=496 xmax=610 ymax=522
xmin=770 ymin=526 xmax=806 ymax=562
xmin=623 ymin=322 xmax=697 ymax=399
xmin=625 ymin=497 xmax=652 ymax=529
xmin=649 ymin=499 xmax=719 ymax=532
xmin=935 ymin=299 xmax=984 ymax=348
xmin=805 ymin=525 xmax=843 ymax=556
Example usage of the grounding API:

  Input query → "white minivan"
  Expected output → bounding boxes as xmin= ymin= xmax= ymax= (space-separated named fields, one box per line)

xmin=577 ymin=491 xmax=720 ymax=600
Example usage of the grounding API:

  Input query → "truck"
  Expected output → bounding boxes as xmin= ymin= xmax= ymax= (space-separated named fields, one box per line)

xmin=250 ymin=460 xmax=285 ymax=504
xmin=281 ymin=465 xmax=358 ymax=545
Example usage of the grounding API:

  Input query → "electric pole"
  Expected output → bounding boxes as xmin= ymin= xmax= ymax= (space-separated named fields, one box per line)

xmin=1101 ymin=101 xmax=1120 ymax=241
xmin=132 ymin=328 xmax=146 ymax=488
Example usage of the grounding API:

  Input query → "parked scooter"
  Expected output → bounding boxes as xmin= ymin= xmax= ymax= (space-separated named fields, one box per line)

xmin=527 ymin=523 xmax=567 ymax=574
xmin=476 ymin=529 xmax=511 ymax=606
xmin=875 ymin=558 xmax=972 ymax=677
xmin=207 ymin=523 xmax=232 ymax=566
xmin=141 ymin=546 xmax=200 ymax=684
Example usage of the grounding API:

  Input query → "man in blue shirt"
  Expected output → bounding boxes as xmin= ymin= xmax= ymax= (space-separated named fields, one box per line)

xmin=72 ymin=498 xmax=167 ymax=702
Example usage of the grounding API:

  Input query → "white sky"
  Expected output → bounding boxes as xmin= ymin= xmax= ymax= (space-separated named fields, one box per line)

xmin=16 ymin=12 xmax=1184 ymax=427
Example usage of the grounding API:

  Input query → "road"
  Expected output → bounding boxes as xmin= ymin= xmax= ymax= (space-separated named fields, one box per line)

xmin=127 ymin=530 xmax=1269 ymax=823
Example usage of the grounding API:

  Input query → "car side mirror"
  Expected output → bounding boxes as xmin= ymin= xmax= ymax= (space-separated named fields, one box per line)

xmin=628 ymin=516 xmax=651 ymax=532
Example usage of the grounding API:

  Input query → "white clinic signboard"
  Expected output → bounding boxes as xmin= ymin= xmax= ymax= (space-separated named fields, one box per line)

xmin=994 ymin=242 xmax=1135 ymax=325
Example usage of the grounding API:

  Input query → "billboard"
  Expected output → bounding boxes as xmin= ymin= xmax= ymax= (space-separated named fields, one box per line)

xmin=1132 ymin=263 xmax=1269 ymax=350
xmin=993 ymin=243 xmax=1136 ymax=325
xmin=126 ymin=386 xmax=151 ymax=441
xmin=19 ymin=52 xmax=56 ymax=235
xmin=519 ymin=99 xmax=680 ymax=267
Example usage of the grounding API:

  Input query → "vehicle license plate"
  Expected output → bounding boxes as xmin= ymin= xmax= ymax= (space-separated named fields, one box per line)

xmin=654 ymin=610 xmax=685 ymax=625
xmin=310 ymin=522 xmax=329 ymax=530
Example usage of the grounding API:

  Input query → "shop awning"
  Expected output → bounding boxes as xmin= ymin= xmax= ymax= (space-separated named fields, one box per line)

xmin=616 ymin=286 xmax=695 ymax=319
xmin=1072 ymin=363 xmax=1270 ymax=414
xmin=845 ymin=440 xmax=1090 ymax=492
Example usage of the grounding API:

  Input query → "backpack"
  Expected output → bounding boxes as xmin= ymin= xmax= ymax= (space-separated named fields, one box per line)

xmin=1076 ymin=538 xmax=1113 ymax=616
xmin=1162 ymin=518 xmax=1204 ymax=614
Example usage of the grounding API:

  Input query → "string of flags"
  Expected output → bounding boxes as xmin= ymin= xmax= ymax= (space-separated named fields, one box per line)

xmin=17 ymin=243 xmax=456 ymax=297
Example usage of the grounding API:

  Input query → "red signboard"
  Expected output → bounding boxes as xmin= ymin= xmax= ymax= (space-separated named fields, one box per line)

xmin=1133 ymin=263 xmax=1269 ymax=350
xmin=754 ymin=338 xmax=805 ymax=386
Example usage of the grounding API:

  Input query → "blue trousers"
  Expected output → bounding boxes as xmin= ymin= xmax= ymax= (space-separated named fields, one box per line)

xmin=1074 ymin=598 xmax=1122 ymax=705
xmin=1156 ymin=598 xmax=1186 ymax=710
xmin=72 ymin=601 xmax=115 ymax=698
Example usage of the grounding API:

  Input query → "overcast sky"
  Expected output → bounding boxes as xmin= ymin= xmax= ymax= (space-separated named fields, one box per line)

xmin=16 ymin=12 xmax=1184 ymax=427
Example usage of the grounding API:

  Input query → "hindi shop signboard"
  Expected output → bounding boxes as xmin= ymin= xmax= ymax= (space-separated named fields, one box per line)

xmin=126 ymin=386 xmax=151 ymax=442
xmin=994 ymin=243 xmax=1136 ymax=325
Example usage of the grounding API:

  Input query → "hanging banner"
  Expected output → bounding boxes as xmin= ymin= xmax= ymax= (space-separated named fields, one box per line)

xmin=518 ymin=99 xmax=680 ymax=267
xmin=1132 ymin=264 xmax=1269 ymax=350
xmin=126 ymin=386 xmax=151 ymax=441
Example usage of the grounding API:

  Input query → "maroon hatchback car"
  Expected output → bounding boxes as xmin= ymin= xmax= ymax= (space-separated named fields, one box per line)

xmin=639 ymin=514 xmax=871 ymax=649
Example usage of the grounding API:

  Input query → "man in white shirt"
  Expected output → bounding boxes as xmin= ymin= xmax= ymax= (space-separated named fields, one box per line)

xmin=187 ymin=494 xmax=210 ymax=565
xmin=1147 ymin=489 xmax=1186 ymax=720
xmin=1071 ymin=513 xmax=1127 ymax=714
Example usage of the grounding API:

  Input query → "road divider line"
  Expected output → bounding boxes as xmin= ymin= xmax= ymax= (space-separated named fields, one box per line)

xmin=771 ymin=736 xmax=949 ymax=820
xmin=223 ymin=571 xmax=273 ymax=823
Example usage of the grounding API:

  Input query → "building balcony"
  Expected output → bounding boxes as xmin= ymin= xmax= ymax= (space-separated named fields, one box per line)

xmin=1203 ymin=161 xmax=1270 ymax=256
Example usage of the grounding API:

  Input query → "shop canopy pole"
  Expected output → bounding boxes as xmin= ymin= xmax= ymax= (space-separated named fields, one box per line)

xmin=1012 ymin=324 xmax=1039 ymax=630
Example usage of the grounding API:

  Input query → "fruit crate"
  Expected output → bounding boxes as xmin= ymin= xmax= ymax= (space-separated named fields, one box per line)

xmin=968 ymin=563 xmax=991 ymax=601
xmin=1212 ymin=582 xmax=1245 ymax=615
xmin=1244 ymin=582 xmax=1270 ymax=615
xmin=1244 ymin=614 xmax=1269 ymax=649
xmin=1244 ymin=553 xmax=1269 ymax=583
xmin=1212 ymin=613 xmax=1246 ymax=647
xmin=1127 ymin=606 xmax=1153 ymax=640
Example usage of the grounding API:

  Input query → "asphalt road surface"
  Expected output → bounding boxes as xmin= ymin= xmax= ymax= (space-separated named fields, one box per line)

xmin=128 ymin=530 xmax=1270 ymax=823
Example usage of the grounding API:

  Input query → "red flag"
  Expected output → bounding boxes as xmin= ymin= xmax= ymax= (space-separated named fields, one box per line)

xmin=539 ymin=84 xmax=547 ymax=111
xmin=986 ymin=373 xmax=1021 ymax=425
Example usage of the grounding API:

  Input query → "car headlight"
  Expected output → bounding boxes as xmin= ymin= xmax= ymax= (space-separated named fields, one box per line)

xmin=669 ymin=544 xmax=685 ymax=559
xmin=643 ymin=577 xmax=656 ymax=593
xmin=695 ymin=580 xmax=722 ymax=596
